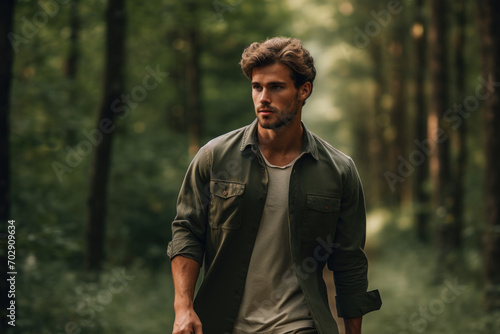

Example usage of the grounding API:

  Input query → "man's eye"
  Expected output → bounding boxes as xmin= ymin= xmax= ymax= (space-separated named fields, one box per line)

xmin=272 ymin=85 xmax=283 ymax=90
xmin=253 ymin=86 xmax=262 ymax=91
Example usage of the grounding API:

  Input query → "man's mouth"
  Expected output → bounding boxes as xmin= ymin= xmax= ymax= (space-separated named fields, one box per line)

xmin=258 ymin=108 xmax=275 ymax=114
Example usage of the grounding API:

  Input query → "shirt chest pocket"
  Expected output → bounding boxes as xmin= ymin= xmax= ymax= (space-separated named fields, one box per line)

xmin=209 ymin=180 xmax=246 ymax=230
xmin=301 ymin=194 xmax=341 ymax=241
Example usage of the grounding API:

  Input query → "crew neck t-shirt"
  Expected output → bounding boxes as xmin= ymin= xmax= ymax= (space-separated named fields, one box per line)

xmin=233 ymin=152 xmax=315 ymax=334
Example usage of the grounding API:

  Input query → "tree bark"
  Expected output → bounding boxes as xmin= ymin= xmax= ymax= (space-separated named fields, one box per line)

xmin=449 ymin=0 xmax=466 ymax=250
xmin=0 ymin=0 xmax=15 ymax=331
xmin=186 ymin=2 xmax=202 ymax=157
xmin=388 ymin=16 xmax=408 ymax=204
xmin=84 ymin=0 xmax=126 ymax=272
xmin=368 ymin=38 xmax=389 ymax=207
xmin=429 ymin=0 xmax=455 ymax=266
xmin=166 ymin=1 xmax=203 ymax=156
xmin=477 ymin=0 xmax=500 ymax=312
xmin=65 ymin=0 xmax=80 ymax=79
xmin=412 ymin=0 xmax=430 ymax=242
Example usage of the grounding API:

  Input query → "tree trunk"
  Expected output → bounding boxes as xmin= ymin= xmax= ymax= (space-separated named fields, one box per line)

xmin=84 ymin=0 xmax=126 ymax=272
xmin=64 ymin=0 xmax=80 ymax=146
xmin=412 ymin=0 xmax=430 ymax=242
xmin=449 ymin=0 xmax=466 ymax=250
xmin=388 ymin=17 xmax=408 ymax=204
xmin=429 ymin=0 xmax=455 ymax=266
xmin=368 ymin=38 xmax=389 ymax=207
xmin=65 ymin=0 xmax=80 ymax=79
xmin=0 ymin=0 xmax=15 ymax=331
xmin=186 ymin=2 xmax=202 ymax=157
xmin=477 ymin=0 xmax=500 ymax=312
xmin=166 ymin=29 xmax=188 ymax=133
xmin=166 ymin=1 xmax=203 ymax=156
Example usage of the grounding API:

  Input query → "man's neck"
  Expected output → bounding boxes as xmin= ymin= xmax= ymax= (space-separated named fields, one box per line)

xmin=257 ymin=117 xmax=303 ymax=167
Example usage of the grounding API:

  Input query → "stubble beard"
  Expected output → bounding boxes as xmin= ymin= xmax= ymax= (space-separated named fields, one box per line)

xmin=258 ymin=95 xmax=301 ymax=130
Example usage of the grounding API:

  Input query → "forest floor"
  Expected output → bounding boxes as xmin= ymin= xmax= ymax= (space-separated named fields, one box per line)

xmin=13 ymin=208 xmax=500 ymax=334
xmin=362 ymin=208 xmax=500 ymax=334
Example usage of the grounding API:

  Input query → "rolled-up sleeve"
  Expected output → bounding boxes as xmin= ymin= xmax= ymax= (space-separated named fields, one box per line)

xmin=167 ymin=147 xmax=211 ymax=265
xmin=327 ymin=158 xmax=382 ymax=318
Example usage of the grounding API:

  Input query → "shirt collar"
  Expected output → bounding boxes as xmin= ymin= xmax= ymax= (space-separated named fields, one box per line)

xmin=240 ymin=118 xmax=319 ymax=161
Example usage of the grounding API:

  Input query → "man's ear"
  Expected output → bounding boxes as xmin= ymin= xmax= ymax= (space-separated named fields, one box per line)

xmin=300 ymin=82 xmax=312 ymax=101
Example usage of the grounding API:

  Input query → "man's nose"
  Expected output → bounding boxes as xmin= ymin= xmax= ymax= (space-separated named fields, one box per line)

xmin=259 ymin=89 xmax=271 ymax=105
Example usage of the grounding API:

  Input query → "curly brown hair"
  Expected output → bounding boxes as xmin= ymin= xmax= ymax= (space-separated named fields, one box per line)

xmin=240 ymin=37 xmax=316 ymax=92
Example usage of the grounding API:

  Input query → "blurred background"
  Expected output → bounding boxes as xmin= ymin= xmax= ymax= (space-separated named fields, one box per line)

xmin=1 ymin=0 xmax=500 ymax=333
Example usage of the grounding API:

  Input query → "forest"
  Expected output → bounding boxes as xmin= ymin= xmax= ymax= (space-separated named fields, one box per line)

xmin=0 ymin=0 xmax=499 ymax=333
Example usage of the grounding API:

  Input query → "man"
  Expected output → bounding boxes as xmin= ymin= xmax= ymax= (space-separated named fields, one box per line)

xmin=167 ymin=37 xmax=381 ymax=334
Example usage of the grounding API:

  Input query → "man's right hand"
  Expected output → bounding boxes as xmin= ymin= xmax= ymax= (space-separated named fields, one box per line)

xmin=173 ymin=306 xmax=203 ymax=334
xmin=171 ymin=256 xmax=203 ymax=333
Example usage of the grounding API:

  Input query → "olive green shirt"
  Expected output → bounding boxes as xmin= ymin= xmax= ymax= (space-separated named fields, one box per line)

xmin=167 ymin=119 xmax=382 ymax=334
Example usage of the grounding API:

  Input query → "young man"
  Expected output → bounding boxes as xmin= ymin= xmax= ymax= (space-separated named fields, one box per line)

xmin=167 ymin=37 xmax=381 ymax=334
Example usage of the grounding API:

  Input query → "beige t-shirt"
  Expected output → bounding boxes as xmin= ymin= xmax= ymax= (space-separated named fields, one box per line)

xmin=233 ymin=153 xmax=315 ymax=334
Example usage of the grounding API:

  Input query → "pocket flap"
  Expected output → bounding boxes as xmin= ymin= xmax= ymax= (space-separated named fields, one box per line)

xmin=212 ymin=181 xmax=245 ymax=199
xmin=307 ymin=195 xmax=340 ymax=212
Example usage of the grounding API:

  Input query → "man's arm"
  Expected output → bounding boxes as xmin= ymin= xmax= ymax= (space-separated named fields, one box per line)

xmin=167 ymin=147 xmax=211 ymax=333
xmin=328 ymin=158 xmax=381 ymax=325
xmin=172 ymin=255 xmax=203 ymax=334
xmin=344 ymin=317 xmax=362 ymax=334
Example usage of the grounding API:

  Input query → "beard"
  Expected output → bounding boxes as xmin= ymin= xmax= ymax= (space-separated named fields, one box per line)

xmin=257 ymin=93 xmax=301 ymax=130
xmin=259 ymin=110 xmax=298 ymax=130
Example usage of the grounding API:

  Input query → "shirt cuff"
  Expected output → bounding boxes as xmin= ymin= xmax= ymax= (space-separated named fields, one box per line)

xmin=167 ymin=239 xmax=204 ymax=264
xmin=335 ymin=289 xmax=382 ymax=318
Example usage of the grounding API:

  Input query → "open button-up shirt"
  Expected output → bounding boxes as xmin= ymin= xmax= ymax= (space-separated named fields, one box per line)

xmin=167 ymin=119 xmax=382 ymax=334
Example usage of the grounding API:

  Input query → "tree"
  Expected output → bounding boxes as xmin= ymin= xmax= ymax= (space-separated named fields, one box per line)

xmin=429 ymin=0 xmax=456 ymax=266
xmin=477 ymin=0 xmax=500 ymax=311
xmin=412 ymin=0 xmax=430 ymax=242
xmin=65 ymin=0 xmax=80 ymax=79
xmin=85 ymin=0 xmax=126 ymax=272
xmin=0 ymin=0 xmax=15 ymax=331
xmin=185 ymin=1 xmax=203 ymax=157
xmin=449 ymin=0 xmax=467 ymax=251
xmin=165 ymin=0 xmax=203 ymax=157
xmin=367 ymin=37 xmax=390 ymax=207
xmin=388 ymin=11 xmax=409 ymax=204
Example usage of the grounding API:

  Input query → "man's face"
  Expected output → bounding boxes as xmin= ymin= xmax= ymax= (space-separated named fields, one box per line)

xmin=251 ymin=63 xmax=307 ymax=130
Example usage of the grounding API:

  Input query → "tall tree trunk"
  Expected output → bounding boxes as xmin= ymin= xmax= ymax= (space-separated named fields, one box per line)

xmin=368 ymin=38 xmax=388 ymax=207
xmin=412 ymin=0 xmax=430 ymax=242
xmin=166 ymin=1 xmax=203 ymax=156
xmin=166 ymin=29 xmax=188 ymax=133
xmin=186 ymin=2 xmax=202 ymax=157
xmin=477 ymin=0 xmax=500 ymax=312
xmin=65 ymin=0 xmax=80 ymax=79
xmin=449 ymin=0 xmax=466 ymax=250
xmin=388 ymin=17 xmax=408 ymax=204
xmin=429 ymin=0 xmax=454 ymax=266
xmin=64 ymin=0 xmax=80 ymax=146
xmin=84 ymin=0 xmax=126 ymax=272
xmin=0 ymin=0 xmax=15 ymax=331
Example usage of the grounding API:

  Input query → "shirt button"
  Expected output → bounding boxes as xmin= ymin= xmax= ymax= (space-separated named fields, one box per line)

xmin=260 ymin=196 xmax=264 ymax=200
xmin=324 ymin=205 xmax=329 ymax=210
xmin=261 ymin=166 xmax=265 ymax=171
xmin=222 ymin=191 xmax=228 ymax=196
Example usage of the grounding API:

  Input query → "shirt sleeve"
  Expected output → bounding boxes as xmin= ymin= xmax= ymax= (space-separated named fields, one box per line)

xmin=167 ymin=147 xmax=211 ymax=265
xmin=327 ymin=158 xmax=382 ymax=318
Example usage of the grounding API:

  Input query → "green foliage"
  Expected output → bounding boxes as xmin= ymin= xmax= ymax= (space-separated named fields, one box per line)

xmin=364 ymin=209 xmax=499 ymax=334
xmin=8 ymin=0 xmax=493 ymax=332
xmin=12 ymin=261 xmax=173 ymax=334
